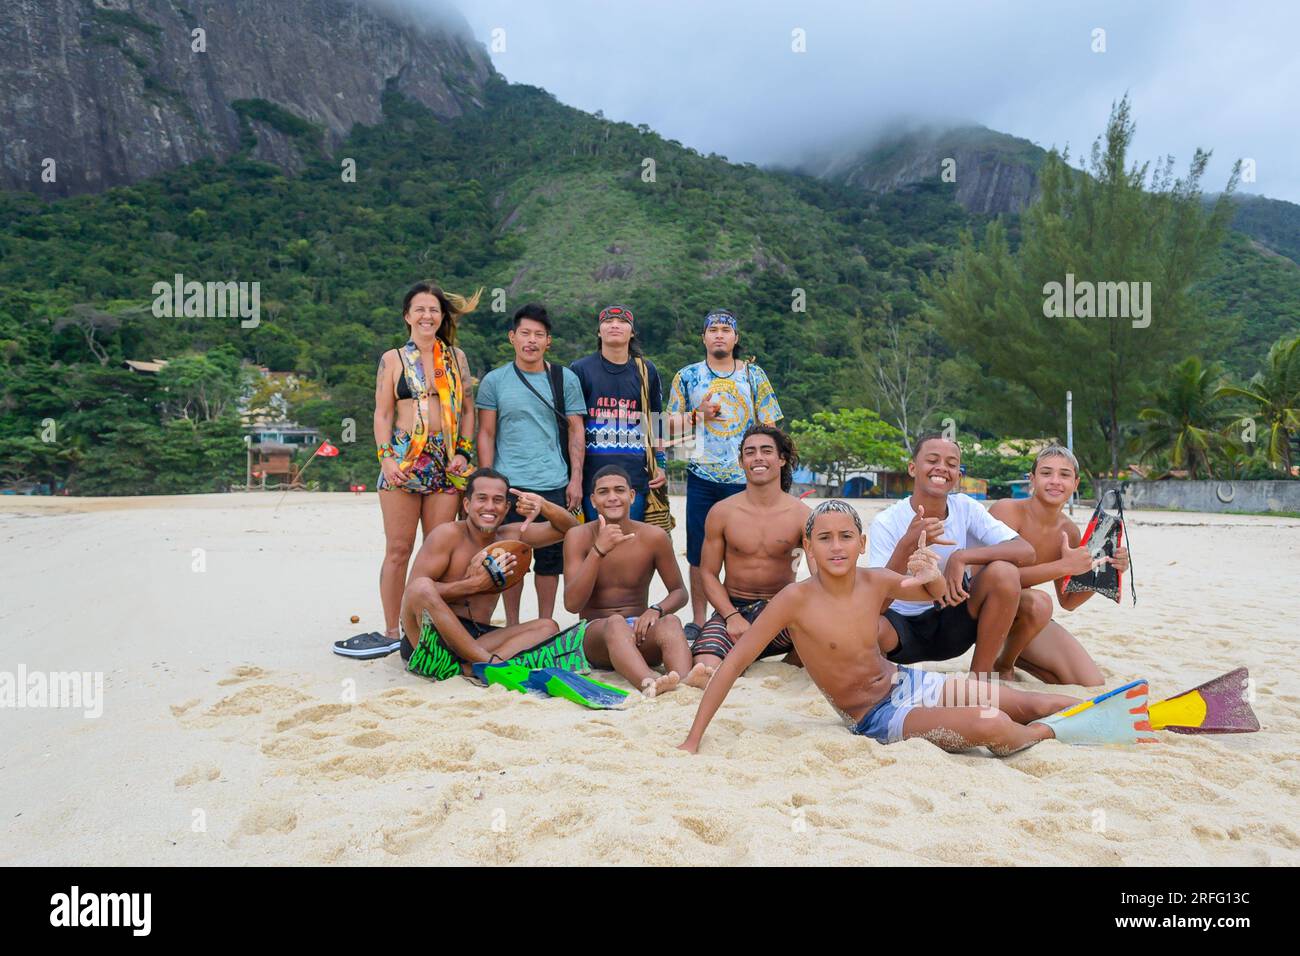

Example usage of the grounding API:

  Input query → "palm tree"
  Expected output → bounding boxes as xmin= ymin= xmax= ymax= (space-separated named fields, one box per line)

xmin=1216 ymin=335 xmax=1300 ymax=473
xmin=1136 ymin=356 xmax=1230 ymax=478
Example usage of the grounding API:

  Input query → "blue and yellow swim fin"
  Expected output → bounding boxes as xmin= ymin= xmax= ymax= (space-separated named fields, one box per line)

xmin=1149 ymin=667 xmax=1259 ymax=734
xmin=1033 ymin=679 xmax=1158 ymax=745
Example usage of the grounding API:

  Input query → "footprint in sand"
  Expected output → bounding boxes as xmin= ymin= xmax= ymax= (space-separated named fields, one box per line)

xmin=206 ymin=684 xmax=308 ymax=718
xmin=274 ymin=703 xmax=351 ymax=732
xmin=481 ymin=721 xmax=536 ymax=741
xmin=174 ymin=765 xmax=221 ymax=789
xmin=346 ymin=730 xmax=396 ymax=749
xmin=812 ymin=740 xmax=859 ymax=764
xmin=234 ymin=803 xmax=298 ymax=837
xmin=217 ymin=665 xmax=266 ymax=686
xmin=908 ymin=792 xmax=935 ymax=812
xmin=360 ymin=690 xmax=427 ymax=718
xmin=169 ymin=698 xmax=200 ymax=717
xmin=581 ymin=724 xmax=626 ymax=740
xmin=676 ymin=815 xmax=729 ymax=846
xmin=529 ymin=806 xmax=595 ymax=839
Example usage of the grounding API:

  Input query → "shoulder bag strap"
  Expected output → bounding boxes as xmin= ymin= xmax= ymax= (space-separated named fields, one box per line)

xmin=744 ymin=358 xmax=759 ymax=430
xmin=512 ymin=362 xmax=570 ymax=465
xmin=634 ymin=357 xmax=656 ymax=473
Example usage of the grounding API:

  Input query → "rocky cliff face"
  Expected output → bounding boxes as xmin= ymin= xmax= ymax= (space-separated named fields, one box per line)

xmin=809 ymin=126 xmax=1046 ymax=215
xmin=0 ymin=0 xmax=493 ymax=195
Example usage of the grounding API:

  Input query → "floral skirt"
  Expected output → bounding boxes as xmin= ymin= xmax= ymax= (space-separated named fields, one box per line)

xmin=377 ymin=429 xmax=458 ymax=495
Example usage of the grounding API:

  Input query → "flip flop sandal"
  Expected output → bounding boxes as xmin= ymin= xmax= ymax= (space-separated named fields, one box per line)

xmin=332 ymin=631 xmax=401 ymax=660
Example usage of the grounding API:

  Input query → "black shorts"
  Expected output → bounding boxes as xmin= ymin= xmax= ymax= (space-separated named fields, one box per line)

xmin=883 ymin=603 xmax=978 ymax=665
xmin=399 ymin=615 xmax=500 ymax=662
xmin=505 ymin=486 xmax=568 ymax=576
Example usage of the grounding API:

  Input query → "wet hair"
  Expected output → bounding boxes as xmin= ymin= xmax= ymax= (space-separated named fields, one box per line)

xmin=402 ymin=281 xmax=482 ymax=348
xmin=740 ymin=423 xmax=798 ymax=492
xmin=1034 ymin=443 xmax=1080 ymax=475
xmin=912 ymin=431 xmax=960 ymax=460
xmin=511 ymin=303 xmax=551 ymax=333
xmin=804 ymin=499 xmax=863 ymax=539
xmin=592 ymin=464 xmax=632 ymax=487
xmin=464 ymin=467 xmax=508 ymax=499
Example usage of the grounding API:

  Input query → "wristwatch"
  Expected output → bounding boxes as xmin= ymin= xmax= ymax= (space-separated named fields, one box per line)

xmin=647 ymin=603 xmax=664 ymax=617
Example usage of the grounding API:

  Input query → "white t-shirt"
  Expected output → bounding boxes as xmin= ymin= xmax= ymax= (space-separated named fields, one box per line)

xmin=868 ymin=494 xmax=1019 ymax=617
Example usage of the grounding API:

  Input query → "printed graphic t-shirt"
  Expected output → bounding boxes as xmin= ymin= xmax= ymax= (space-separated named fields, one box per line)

xmin=475 ymin=363 xmax=586 ymax=490
xmin=569 ymin=352 xmax=662 ymax=494
xmin=666 ymin=360 xmax=782 ymax=484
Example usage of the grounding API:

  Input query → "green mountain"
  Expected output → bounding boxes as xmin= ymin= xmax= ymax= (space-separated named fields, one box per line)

xmin=812 ymin=126 xmax=1300 ymax=376
xmin=0 ymin=12 xmax=1296 ymax=494
xmin=0 ymin=77 xmax=973 ymax=491
xmin=1223 ymin=193 xmax=1300 ymax=265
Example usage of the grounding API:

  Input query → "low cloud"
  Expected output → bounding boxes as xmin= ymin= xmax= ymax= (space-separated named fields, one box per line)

xmin=406 ymin=0 xmax=1300 ymax=202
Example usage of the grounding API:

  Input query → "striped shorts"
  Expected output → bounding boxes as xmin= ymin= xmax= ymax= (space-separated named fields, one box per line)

xmin=693 ymin=596 xmax=794 ymax=662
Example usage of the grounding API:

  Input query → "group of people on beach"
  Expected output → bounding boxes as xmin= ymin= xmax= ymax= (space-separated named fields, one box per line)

xmin=334 ymin=282 xmax=1131 ymax=755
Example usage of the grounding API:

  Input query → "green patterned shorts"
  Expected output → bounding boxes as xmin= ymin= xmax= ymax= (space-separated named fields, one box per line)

xmin=401 ymin=614 xmax=592 ymax=682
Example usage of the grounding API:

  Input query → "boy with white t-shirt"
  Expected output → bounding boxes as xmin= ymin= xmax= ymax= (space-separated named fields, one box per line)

xmin=869 ymin=434 xmax=1038 ymax=675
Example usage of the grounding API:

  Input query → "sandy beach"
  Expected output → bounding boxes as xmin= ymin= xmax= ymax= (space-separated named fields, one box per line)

xmin=1 ymin=492 xmax=1296 ymax=866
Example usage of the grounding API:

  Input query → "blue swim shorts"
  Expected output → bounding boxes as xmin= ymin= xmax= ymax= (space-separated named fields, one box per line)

xmin=852 ymin=666 xmax=949 ymax=744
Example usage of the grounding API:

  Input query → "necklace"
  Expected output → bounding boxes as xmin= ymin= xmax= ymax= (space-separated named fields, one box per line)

xmin=707 ymin=357 xmax=738 ymax=380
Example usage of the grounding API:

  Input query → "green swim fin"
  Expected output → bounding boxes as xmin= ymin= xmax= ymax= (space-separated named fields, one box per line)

xmin=524 ymin=668 xmax=628 ymax=709
xmin=470 ymin=661 xmax=533 ymax=694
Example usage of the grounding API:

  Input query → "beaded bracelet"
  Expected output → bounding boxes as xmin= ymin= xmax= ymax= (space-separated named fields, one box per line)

xmin=454 ymin=436 xmax=475 ymax=461
xmin=376 ymin=443 xmax=396 ymax=462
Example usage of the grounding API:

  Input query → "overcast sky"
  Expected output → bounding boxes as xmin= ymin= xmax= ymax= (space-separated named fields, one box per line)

xmin=414 ymin=0 xmax=1298 ymax=203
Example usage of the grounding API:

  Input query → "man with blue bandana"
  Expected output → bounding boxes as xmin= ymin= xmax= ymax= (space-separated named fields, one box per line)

xmin=666 ymin=310 xmax=782 ymax=642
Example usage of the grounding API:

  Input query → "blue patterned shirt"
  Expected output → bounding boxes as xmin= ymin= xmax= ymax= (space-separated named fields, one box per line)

xmin=666 ymin=360 xmax=782 ymax=484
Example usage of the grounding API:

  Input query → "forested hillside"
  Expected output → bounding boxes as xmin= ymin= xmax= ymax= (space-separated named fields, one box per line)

xmin=1 ymin=76 xmax=1296 ymax=493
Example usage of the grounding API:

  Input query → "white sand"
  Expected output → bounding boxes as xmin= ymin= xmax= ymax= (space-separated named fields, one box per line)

xmin=1 ymin=492 xmax=1296 ymax=865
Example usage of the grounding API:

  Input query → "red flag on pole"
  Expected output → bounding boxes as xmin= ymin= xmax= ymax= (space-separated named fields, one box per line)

xmin=316 ymin=441 xmax=340 ymax=457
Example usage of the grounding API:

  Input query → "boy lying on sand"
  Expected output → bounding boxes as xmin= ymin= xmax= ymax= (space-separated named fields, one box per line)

xmin=678 ymin=501 xmax=1085 ymax=756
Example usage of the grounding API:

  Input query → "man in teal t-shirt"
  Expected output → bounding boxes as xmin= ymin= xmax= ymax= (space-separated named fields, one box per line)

xmin=476 ymin=305 xmax=587 ymax=623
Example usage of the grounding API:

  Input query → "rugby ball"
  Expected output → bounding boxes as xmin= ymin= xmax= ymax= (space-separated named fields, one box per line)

xmin=477 ymin=539 xmax=533 ymax=592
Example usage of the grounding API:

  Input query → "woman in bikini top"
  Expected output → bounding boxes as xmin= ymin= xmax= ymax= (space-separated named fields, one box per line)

xmin=334 ymin=281 xmax=481 ymax=660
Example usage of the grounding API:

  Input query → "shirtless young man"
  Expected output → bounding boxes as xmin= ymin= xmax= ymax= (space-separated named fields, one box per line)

xmin=691 ymin=424 xmax=811 ymax=677
xmin=563 ymin=465 xmax=704 ymax=697
xmin=399 ymin=468 xmax=579 ymax=681
xmin=679 ymin=501 xmax=1081 ymax=756
xmin=986 ymin=445 xmax=1129 ymax=686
